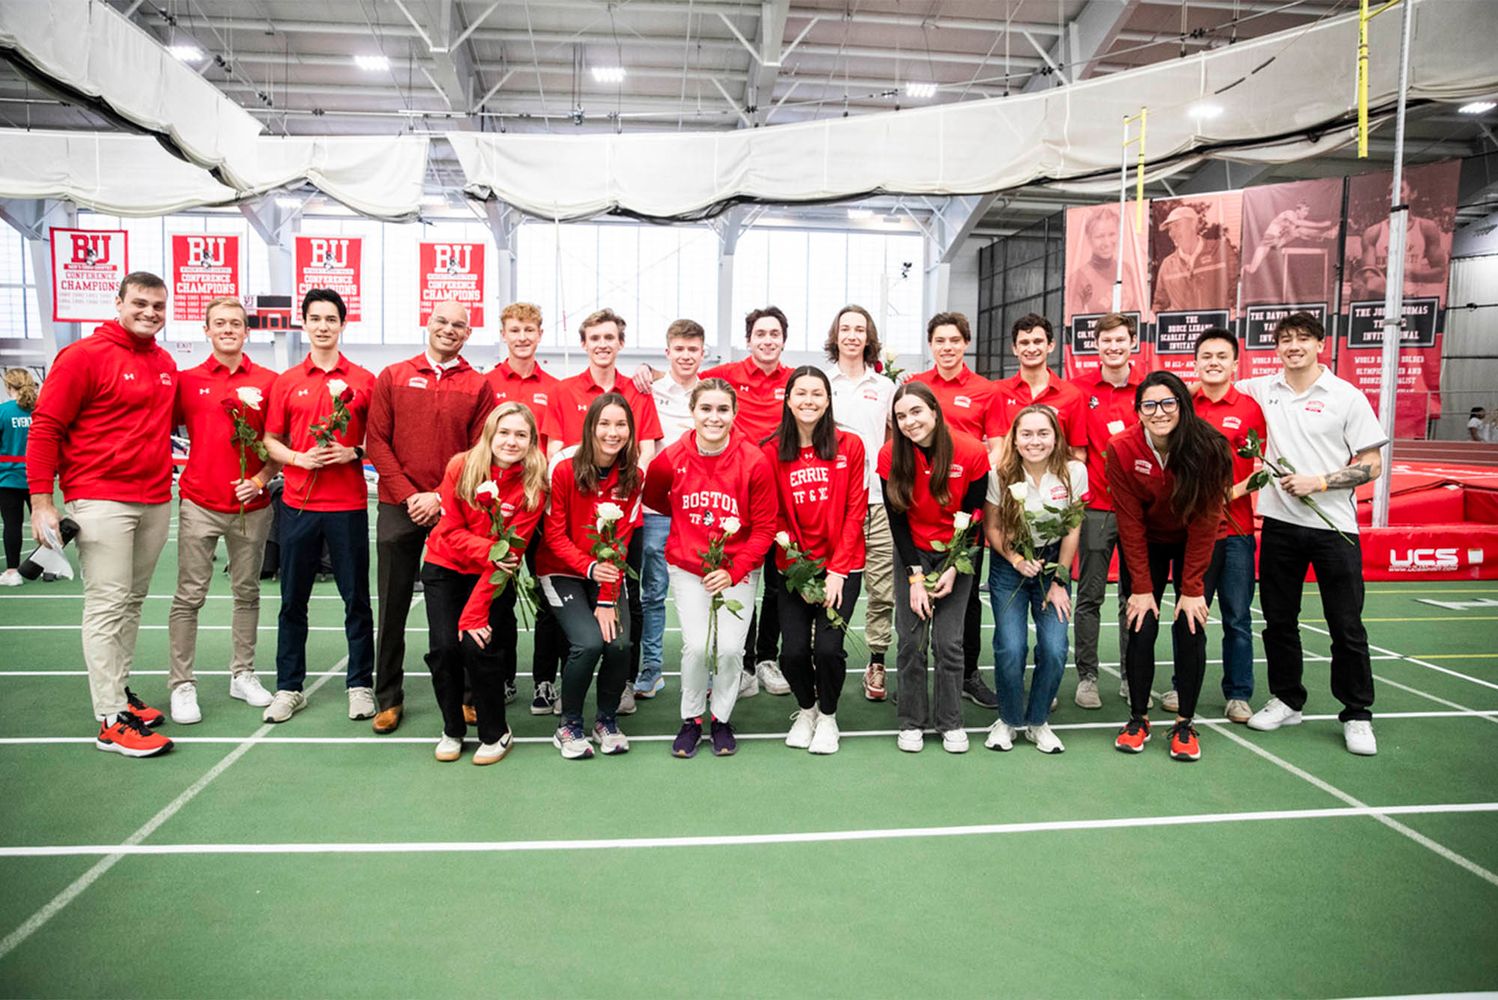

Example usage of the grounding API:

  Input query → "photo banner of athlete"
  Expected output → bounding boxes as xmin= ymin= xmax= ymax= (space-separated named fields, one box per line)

xmin=170 ymin=233 xmax=242 ymax=323
xmin=417 ymin=241 xmax=486 ymax=327
xmin=49 ymin=227 xmax=128 ymax=323
xmin=1062 ymin=201 xmax=1150 ymax=379
xmin=1147 ymin=192 xmax=1242 ymax=377
xmin=1336 ymin=158 xmax=1460 ymax=439
xmin=294 ymin=235 xmax=364 ymax=324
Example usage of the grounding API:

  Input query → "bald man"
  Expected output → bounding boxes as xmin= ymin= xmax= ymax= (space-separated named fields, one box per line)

xmin=366 ymin=300 xmax=495 ymax=732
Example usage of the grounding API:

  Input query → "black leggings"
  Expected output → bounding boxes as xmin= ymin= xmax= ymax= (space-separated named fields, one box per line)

xmin=1118 ymin=540 xmax=1206 ymax=721
xmin=743 ymin=552 xmax=783 ymax=672
xmin=421 ymin=562 xmax=509 ymax=744
xmin=543 ymin=575 xmax=632 ymax=727
xmin=523 ymin=539 xmax=566 ymax=687
xmin=777 ymin=571 xmax=862 ymax=715
xmin=0 ymin=487 xmax=28 ymax=570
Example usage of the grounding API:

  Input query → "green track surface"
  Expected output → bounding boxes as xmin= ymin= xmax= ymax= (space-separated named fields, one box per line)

xmin=2 ymin=510 xmax=1496 ymax=997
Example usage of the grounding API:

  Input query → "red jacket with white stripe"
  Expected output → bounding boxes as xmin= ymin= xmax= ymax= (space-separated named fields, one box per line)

xmin=1105 ymin=423 xmax=1221 ymax=598
xmin=536 ymin=458 xmax=643 ymax=604
xmin=643 ymin=431 xmax=777 ymax=585
xmin=365 ymin=353 xmax=494 ymax=505
xmin=763 ymin=430 xmax=868 ymax=576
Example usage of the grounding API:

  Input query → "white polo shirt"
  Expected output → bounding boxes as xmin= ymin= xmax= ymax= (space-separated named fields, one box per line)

xmin=1237 ymin=366 xmax=1387 ymax=534
xmin=985 ymin=460 xmax=1089 ymax=547
xmin=825 ymin=362 xmax=894 ymax=504
xmin=645 ymin=373 xmax=698 ymax=515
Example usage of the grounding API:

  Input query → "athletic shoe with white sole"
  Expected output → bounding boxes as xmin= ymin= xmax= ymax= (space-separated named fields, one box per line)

xmin=124 ymin=687 xmax=164 ymax=727
xmin=808 ymin=713 xmax=840 ymax=755
xmin=635 ymin=675 xmax=666 ymax=699
xmin=961 ymin=674 xmax=999 ymax=709
xmin=941 ymin=729 xmax=970 ymax=754
xmin=1343 ymin=719 xmax=1378 ymax=756
xmin=1161 ymin=689 xmax=1180 ymax=713
xmin=863 ymin=663 xmax=888 ymax=701
xmin=896 ymin=728 xmax=924 ymax=753
xmin=504 ymin=680 xmax=517 ymax=705
xmin=984 ymin=720 xmax=1017 ymax=751
xmin=472 ymin=731 xmax=514 ymax=765
xmin=710 ymin=718 xmax=737 ymax=756
xmin=0 ymin=568 xmax=22 ymax=587
xmin=617 ymin=686 xmax=637 ymax=715
xmin=229 ymin=672 xmax=274 ymax=708
xmin=1114 ymin=717 xmax=1151 ymax=753
xmin=1247 ymin=697 xmax=1303 ymax=732
xmin=262 ymin=689 xmax=306 ymax=723
xmin=1073 ymin=677 xmax=1102 ymax=710
xmin=756 ymin=660 xmax=791 ymax=696
xmin=347 ymin=686 xmax=376 ymax=720
xmin=553 ymin=722 xmax=594 ymax=760
xmin=169 ymin=683 xmax=202 ymax=725
xmin=785 ymin=707 xmax=819 ymax=749
xmin=434 ymin=734 xmax=464 ymax=762
xmin=530 ymin=681 xmax=559 ymax=716
xmin=738 ymin=670 xmax=760 ymax=699
xmin=1224 ymin=699 xmax=1252 ymax=724
xmin=95 ymin=711 xmax=173 ymax=757
xmin=1167 ymin=721 xmax=1201 ymax=762
xmin=1025 ymin=723 xmax=1065 ymax=754
xmin=672 ymin=718 xmax=703 ymax=758
xmin=593 ymin=719 xmax=631 ymax=755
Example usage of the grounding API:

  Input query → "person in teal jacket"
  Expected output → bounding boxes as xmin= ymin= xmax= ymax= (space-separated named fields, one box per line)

xmin=0 ymin=368 xmax=38 ymax=585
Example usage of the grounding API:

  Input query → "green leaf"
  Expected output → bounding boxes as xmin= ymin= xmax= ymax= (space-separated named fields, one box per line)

xmin=1277 ymin=456 xmax=1297 ymax=473
xmin=930 ymin=539 xmax=947 ymax=552
xmin=1246 ymin=470 xmax=1272 ymax=492
xmin=490 ymin=539 xmax=510 ymax=561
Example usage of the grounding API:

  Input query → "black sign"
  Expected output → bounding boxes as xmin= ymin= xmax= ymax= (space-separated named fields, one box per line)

xmin=1154 ymin=310 xmax=1230 ymax=355
xmin=1346 ymin=297 xmax=1439 ymax=349
xmin=1068 ymin=311 xmax=1142 ymax=355
xmin=1242 ymin=303 xmax=1329 ymax=352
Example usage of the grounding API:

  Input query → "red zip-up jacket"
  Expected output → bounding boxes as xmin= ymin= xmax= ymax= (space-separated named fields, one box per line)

xmin=27 ymin=321 xmax=177 ymax=503
xmin=424 ymin=455 xmax=546 ymax=631
xmin=1105 ymin=423 xmax=1221 ymax=598
xmin=763 ymin=430 xmax=868 ymax=576
xmin=536 ymin=458 xmax=643 ymax=605
xmin=643 ymin=431 xmax=777 ymax=585
xmin=365 ymin=353 xmax=494 ymax=506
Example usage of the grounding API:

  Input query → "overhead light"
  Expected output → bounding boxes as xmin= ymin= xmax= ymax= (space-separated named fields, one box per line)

xmin=169 ymin=45 xmax=203 ymax=63
xmin=275 ymin=195 xmax=305 ymax=210
xmin=1459 ymin=100 xmax=1496 ymax=115
xmin=591 ymin=66 xmax=626 ymax=84
xmin=1189 ymin=101 xmax=1223 ymax=119
xmin=847 ymin=208 xmax=875 ymax=220
xmin=904 ymin=82 xmax=937 ymax=99
xmin=355 ymin=54 xmax=391 ymax=72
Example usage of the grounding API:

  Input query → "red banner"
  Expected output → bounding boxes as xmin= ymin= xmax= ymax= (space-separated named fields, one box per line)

xmin=49 ymin=228 xmax=128 ymax=323
xmin=1147 ymin=192 xmax=1243 ymax=378
xmin=1063 ymin=202 xmax=1150 ymax=379
xmin=170 ymin=234 xmax=241 ymax=322
xmin=418 ymin=241 xmax=485 ymax=327
xmin=294 ymin=235 xmax=363 ymax=323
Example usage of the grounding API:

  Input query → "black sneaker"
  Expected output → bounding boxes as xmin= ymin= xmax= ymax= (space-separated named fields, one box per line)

xmin=530 ymin=681 xmax=558 ymax=716
xmin=672 ymin=718 xmax=703 ymax=758
xmin=504 ymin=680 xmax=518 ymax=705
xmin=961 ymin=673 xmax=999 ymax=710
xmin=710 ymin=718 xmax=737 ymax=757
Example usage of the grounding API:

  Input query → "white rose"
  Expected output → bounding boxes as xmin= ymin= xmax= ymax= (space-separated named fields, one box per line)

xmin=952 ymin=511 xmax=972 ymax=532
xmin=774 ymin=530 xmax=792 ymax=549
xmin=1007 ymin=482 xmax=1028 ymax=502
xmin=475 ymin=480 xmax=499 ymax=502
xmin=721 ymin=516 xmax=741 ymax=536
xmin=596 ymin=502 xmax=625 ymax=523
xmin=883 ymin=347 xmax=898 ymax=365
xmin=327 ymin=378 xmax=349 ymax=398
xmin=235 ymin=386 xmax=264 ymax=410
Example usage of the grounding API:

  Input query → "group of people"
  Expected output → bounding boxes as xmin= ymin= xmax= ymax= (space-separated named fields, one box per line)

xmin=13 ymin=269 xmax=1389 ymax=766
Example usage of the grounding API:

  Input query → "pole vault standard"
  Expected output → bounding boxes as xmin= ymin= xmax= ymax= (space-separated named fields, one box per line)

xmin=1113 ymin=108 xmax=1147 ymax=313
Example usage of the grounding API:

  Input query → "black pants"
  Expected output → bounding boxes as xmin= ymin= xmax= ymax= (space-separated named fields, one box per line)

xmin=420 ymin=562 xmax=508 ymax=744
xmin=374 ymin=502 xmax=430 ymax=711
xmin=0 ymin=487 xmax=28 ymax=569
xmin=276 ymin=507 xmax=374 ymax=692
xmin=961 ymin=544 xmax=986 ymax=678
xmin=625 ymin=530 xmax=645 ymax=683
xmin=543 ymin=575 xmax=631 ymax=727
xmin=1118 ymin=540 xmax=1206 ymax=720
xmin=743 ymin=552 xmax=783 ymax=673
xmin=1259 ymin=517 xmax=1375 ymax=722
xmin=777 ymin=572 xmax=862 ymax=715
xmin=516 ymin=538 xmax=565 ymax=688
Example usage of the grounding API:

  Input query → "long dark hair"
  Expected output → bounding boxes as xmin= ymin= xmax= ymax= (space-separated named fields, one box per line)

xmin=886 ymin=381 xmax=954 ymax=512
xmin=574 ymin=392 xmax=640 ymax=498
xmin=1135 ymin=371 xmax=1232 ymax=523
xmin=776 ymin=366 xmax=838 ymax=462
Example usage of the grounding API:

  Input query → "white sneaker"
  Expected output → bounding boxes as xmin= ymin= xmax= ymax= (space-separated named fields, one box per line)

xmin=738 ymin=670 xmax=760 ymax=699
xmin=942 ymin=729 xmax=970 ymax=754
xmin=1247 ymin=697 xmax=1303 ymax=732
xmin=1074 ymin=677 xmax=1102 ymax=710
xmin=1343 ymin=719 xmax=1378 ymax=756
xmin=1224 ymin=699 xmax=1253 ymax=724
xmin=229 ymin=672 xmax=274 ymax=708
xmin=1161 ymin=689 xmax=1180 ymax=713
xmin=756 ymin=659 xmax=791 ymax=696
xmin=808 ymin=713 xmax=840 ymax=755
xmin=347 ymin=686 xmax=376 ymax=720
xmin=169 ymin=683 xmax=202 ymax=725
xmin=1025 ymin=722 xmax=1066 ymax=754
xmin=434 ymin=734 xmax=463 ymax=762
xmin=262 ymin=689 xmax=306 ymax=723
xmin=472 ymin=731 xmax=514 ymax=765
xmin=0 ymin=569 xmax=22 ymax=587
xmin=897 ymin=728 xmax=924 ymax=753
xmin=592 ymin=720 xmax=631 ymax=755
xmin=984 ymin=720 xmax=1017 ymax=751
xmin=785 ymin=707 xmax=819 ymax=749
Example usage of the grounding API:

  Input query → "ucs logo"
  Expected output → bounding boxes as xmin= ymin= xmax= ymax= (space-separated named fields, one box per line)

xmin=1388 ymin=548 xmax=1459 ymax=571
xmin=70 ymin=233 xmax=114 ymax=266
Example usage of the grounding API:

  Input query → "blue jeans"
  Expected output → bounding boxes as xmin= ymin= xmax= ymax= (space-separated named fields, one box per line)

xmin=276 ymin=507 xmax=374 ymax=693
xmin=635 ymin=512 xmax=672 ymax=692
xmin=988 ymin=546 xmax=1070 ymax=727
xmin=1173 ymin=534 xmax=1256 ymax=701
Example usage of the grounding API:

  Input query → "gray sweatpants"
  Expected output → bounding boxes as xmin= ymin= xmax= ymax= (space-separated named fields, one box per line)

xmin=892 ymin=550 xmax=973 ymax=734
xmin=1074 ymin=507 xmax=1127 ymax=681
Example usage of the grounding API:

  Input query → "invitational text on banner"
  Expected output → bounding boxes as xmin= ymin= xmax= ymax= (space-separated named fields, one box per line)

xmin=49 ymin=228 xmax=129 ymax=323
xmin=294 ymin=235 xmax=363 ymax=324
xmin=418 ymin=241 xmax=486 ymax=327
xmin=170 ymin=234 xmax=241 ymax=323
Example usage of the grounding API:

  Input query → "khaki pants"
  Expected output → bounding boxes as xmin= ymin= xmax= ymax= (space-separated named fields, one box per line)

xmin=168 ymin=498 xmax=272 ymax=689
xmin=66 ymin=499 xmax=171 ymax=719
xmin=863 ymin=502 xmax=895 ymax=655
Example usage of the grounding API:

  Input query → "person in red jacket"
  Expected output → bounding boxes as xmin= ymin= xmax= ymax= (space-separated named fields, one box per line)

xmin=643 ymin=378 xmax=777 ymax=758
xmin=27 ymin=271 xmax=177 ymax=757
xmin=365 ymin=299 xmax=494 ymax=735
xmin=1107 ymin=370 xmax=1233 ymax=761
xmin=421 ymin=402 xmax=547 ymax=765
xmin=765 ymin=366 xmax=868 ymax=756
xmin=168 ymin=296 xmax=281 ymax=725
xmin=538 ymin=393 xmax=644 ymax=760
xmin=879 ymin=382 xmax=990 ymax=754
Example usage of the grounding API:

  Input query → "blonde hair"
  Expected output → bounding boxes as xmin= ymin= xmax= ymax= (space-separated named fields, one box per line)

xmin=3 ymin=368 xmax=38 ymax=412
xmin=456 ymin=403 xmax=547 ymax=511
xmin=994 ymin=404 xmax=1074 ymax=548
xmin=500 ymin=302 xmax=543 ymax=327
xmin=203 ymin=296 xmax=246 ymax=324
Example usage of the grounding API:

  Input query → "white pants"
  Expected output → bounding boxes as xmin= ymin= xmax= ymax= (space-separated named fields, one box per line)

xmin=670 ymin=565 xmax=758 ymax=723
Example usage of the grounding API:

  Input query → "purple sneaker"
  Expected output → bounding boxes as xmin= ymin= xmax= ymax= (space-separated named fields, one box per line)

xmin=710 ymin=718 xmax=737 ymax=757
xmin=671 ymin=718 xmax=703 ymax=758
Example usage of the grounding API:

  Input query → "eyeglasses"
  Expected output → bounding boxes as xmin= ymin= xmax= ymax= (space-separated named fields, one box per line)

xmin=1138 ymin=398 xmax=1180 ymax=415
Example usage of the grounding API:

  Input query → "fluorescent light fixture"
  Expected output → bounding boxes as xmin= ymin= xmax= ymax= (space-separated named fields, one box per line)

xmin=168 ymin=45 xmax=203 ymax=63
xmin=847 ymin=208 xmax=875 ymax=220
xmin=591 ymin=66 xmax=627 ymax=84
xmin=275 ymin=195 xmax=305 ymax=210
xmin=354 ymin=54 xmax=391 ymax=72
xmin=1459 ymin=100 xmax=1496 ymax=115
xmin=904 ymin=81 xmax=937 ymax=99
xmin=1189 ymin=101 xmax=1223 ymax=119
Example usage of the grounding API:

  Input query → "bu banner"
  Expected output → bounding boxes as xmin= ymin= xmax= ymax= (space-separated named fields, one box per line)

xmin=418 ymin=242 xmax=485 ymax=327
xmin=170 ymin=234 xmax=241 ymax=322
xmin=294 ymin=236 xmax=363 ymax=323
xmin=49 ymin=228 xmax=128 ymax=323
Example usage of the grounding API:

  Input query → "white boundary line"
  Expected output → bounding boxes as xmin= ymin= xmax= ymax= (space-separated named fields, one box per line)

xmin=0 ymin=660 xmax=346 ymax=964
xmin=2 ymin=801 xmax=1495 ymax=859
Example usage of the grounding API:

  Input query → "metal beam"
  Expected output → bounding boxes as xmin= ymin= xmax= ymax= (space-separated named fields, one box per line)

xmin=1179 ymin=159 xmax=1274 ymax=194
xmin=1024 ymin=0 xmax=1140 ymax=93
xmin=747 ymin=1 xmax=790 ymax=126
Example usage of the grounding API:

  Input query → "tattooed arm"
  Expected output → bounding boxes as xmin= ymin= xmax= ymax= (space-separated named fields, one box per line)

xmin=1280 ymin=447 xmax=1382 ymax=497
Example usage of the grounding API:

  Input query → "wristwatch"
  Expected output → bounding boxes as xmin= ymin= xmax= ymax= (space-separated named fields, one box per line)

xmin=353 ymin=445 xmax=366 ymax=461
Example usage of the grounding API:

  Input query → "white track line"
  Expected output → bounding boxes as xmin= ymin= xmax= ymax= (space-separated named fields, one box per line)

xmin=0 ymin=659 xmax=346 ymax=964
xmin=2 ymin=801 xmax=1496 ymax=859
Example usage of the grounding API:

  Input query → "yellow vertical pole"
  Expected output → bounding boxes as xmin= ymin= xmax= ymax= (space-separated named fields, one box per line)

xmin=1136 ymin=107 xmax=1147 ymax=231
xmin=1358 ymin=0 xmax=1370 ymax=158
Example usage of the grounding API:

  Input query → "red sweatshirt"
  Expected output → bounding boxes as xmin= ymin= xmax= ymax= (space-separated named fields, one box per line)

xmin=424 ymin=455 xmax=546 ymax=631
xmin=875 ymin=430 xmax=990 ymax=550
xmin=27 ymin=321 xmax=177 ymax=503
xmin=643 ymin=431 xmax=777 ymax=585
xmin=176 ymin=354 xmax=279 ymax=514
xmin=365 ymin=353 xmax=494 ymax=506
xmin=763 ymin=431 xmax=868 ymax=576
xmin=536 ymin=458 xmax=643 ymax=604
xmin=1105 ymin=423 xmax=1221 ymax=598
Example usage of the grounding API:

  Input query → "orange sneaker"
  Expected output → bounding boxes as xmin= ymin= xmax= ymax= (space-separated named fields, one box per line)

xmin=1114 ymin=717 xmax=1151 ymax=754
xmin=863 ymin=663 xmax=887 ymax=702
xmin=96 ymin=712 xmax=174 ymax=758
xmin=1168 ymin=721 xmax=1201 ymax=762
xmin=125 ymin=688 xmax=164 ymax=727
